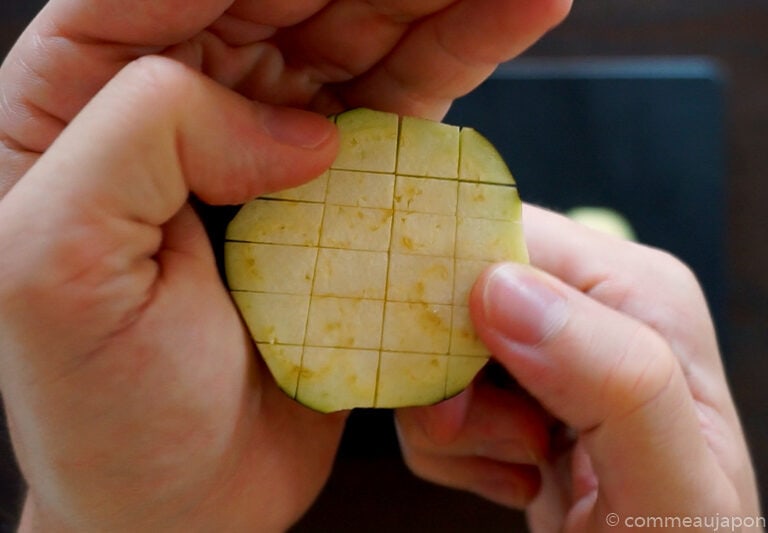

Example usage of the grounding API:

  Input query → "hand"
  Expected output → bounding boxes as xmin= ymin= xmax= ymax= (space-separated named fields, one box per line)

xmin=0 ymin=0 xmax=572 ymax=194
xmin=396 ymin=205 xmax=760 ymax=531
xmin=0 ymin=57 xmax=347 ymax=531
xmin=0 ymin=2 xmax=571 ymax=529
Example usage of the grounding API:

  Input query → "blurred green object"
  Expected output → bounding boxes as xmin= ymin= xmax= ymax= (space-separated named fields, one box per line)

xmin=567 ymin=206 xmax=637 ymax=241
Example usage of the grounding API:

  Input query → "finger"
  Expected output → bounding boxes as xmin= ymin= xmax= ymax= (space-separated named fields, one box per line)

xmin=524 ymin=205 xmax=716 ymax=358
xmin=271 ymin=0 xmax=453 ymax=86
xmin=0 ymin=55 xmax=337 ymax=376
xmin=396 ymin=377 xmax=551 ymax=465
xmin=0 ymin=0 xmax=228 ymax=153
xmin=10 ymin=55 xmax=336 ymax=215
xmin=470 ymin=263 xmax=740 ymax=518
xmin=226 ymin=0 xmax=331 ymax=27
xmin=401 ymin=449 xmax=541 ymax=509
xmin=338 ymin=0 xmax=572 ymax=118
xmin=196 ymin=0 xmax=567 ymax=116
xmin=0 ymin=0 xmax=329 ymax=189
xmin=522 ymin=205 xmax=737 ymax=423
xmin=208 ymin=0 xmax=454 ymax=113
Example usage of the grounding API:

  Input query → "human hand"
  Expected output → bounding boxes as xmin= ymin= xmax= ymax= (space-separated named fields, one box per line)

xmin=0 ymin=56 xmax=348 ymax=531
xmin=0 ymin=2 xmax=572 ymax=529
xmin=0 ymin=0 xmax=572 ymax=194
xmin=396 ymin=205 xmax=760 ymax=531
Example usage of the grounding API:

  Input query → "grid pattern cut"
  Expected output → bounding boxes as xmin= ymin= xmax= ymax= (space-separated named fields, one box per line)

xmin=226 ymin=110 xmax=525 ymax=411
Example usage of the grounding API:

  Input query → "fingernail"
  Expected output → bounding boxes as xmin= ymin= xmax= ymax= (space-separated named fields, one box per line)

xmin=263 ymin=106 xmax=335 ymax=149
xmin=481 ymin=263 xmax=567 ymax=345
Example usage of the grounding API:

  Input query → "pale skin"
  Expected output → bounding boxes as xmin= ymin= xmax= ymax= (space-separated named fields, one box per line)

xmin=397 ymin=207 xmax=763 ymax=530
xmin=0 ymin=1 xmax=569 ymax=530
xmin=0 ymin=1 xmax=759 ymax=532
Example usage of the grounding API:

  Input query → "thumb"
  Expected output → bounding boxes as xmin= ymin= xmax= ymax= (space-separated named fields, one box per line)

xmin=0 ymin=55 xmax=337 ymax=379
xmin=469 ymin=263 xmax=738 ymax=521
xmin=12 ymin=54 xmax=337 ymax=220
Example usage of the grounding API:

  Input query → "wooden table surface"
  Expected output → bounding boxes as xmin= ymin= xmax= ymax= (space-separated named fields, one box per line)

xmin=1 ymin=1 xmax=767 ymax=531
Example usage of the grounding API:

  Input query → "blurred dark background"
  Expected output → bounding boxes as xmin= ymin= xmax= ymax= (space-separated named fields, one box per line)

xmin=2 ymin=1 xmax=767 ymax=531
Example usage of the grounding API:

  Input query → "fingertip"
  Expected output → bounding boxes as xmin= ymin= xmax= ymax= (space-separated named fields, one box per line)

xmin=541 ymin=0 xmax=574 ymax=30
xmin=253 ymin=106 xmax=338 ymax=198
xmin=263 ymin=106 xmax=338 ymax=151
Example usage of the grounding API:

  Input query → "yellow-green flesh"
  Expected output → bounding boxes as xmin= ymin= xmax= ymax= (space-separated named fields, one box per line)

xmin=225 ymin=108 xmax=528 ymax=412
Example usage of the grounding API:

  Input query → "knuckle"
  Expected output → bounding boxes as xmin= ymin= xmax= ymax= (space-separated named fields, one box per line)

xmin=116 ymin=55 xmax=199 ymax=113
xmin=649 ymin=248 xmax=701 ymax=295
xmin=589 ymin=247 xmax=708 ymax=331
xmin=640 ymin=249 xmax=712 ymax=340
